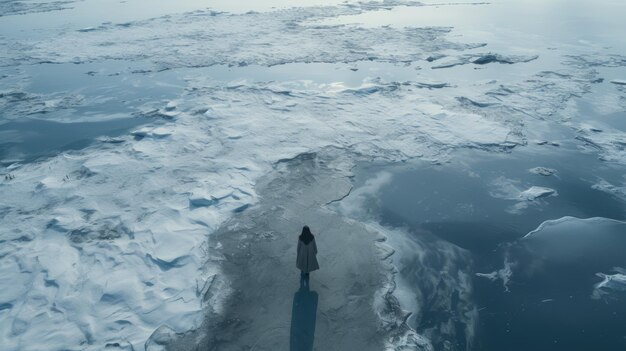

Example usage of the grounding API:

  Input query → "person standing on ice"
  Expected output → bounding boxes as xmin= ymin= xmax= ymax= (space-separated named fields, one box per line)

xmin=297 ymin=225 xmax=319 ymax=276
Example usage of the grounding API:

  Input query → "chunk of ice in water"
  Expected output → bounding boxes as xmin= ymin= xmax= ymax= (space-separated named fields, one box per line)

xmin=529 ymin=167 xmax=557 ymax=176
xmin=519 ymin=186 xmax=557 ymax=200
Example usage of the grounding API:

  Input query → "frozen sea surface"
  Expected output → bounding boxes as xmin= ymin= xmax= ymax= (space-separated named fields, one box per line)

xmin=1 ymin=0 xmax=626 ymax=350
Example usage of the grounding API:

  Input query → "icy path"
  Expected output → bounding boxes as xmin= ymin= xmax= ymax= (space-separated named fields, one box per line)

xmin=167 ymin=152 xmax=428 ymax=350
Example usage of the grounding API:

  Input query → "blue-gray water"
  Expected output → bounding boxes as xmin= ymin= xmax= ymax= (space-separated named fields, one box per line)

xmin=0 ymin=117 xmax=150 ymax=165
xmin=371 ymin=146 xmax=625 ymax=249
xmin=353 ymin=142 xmax=626 ymax=350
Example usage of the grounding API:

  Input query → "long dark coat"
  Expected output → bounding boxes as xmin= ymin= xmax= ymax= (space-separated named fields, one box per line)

xmin=296 ymin=237 xmax=319 ymax=273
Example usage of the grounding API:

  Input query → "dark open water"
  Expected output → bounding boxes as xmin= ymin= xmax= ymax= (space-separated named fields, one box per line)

xmin=354 ymin=142 xmax=626 ymax=350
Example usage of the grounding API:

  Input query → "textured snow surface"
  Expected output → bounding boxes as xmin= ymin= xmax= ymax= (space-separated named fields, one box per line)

xmin=0 ymin=2 xmax=510 ymax=348
xmin=1 ymin=0 xmax=626 ymax=349
xmin=5 ymin=2 xmax=483 ymax=68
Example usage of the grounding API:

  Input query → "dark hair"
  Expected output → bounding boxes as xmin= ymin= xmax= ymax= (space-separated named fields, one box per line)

xmin=299 ymin=225 xmax=314 ymax=244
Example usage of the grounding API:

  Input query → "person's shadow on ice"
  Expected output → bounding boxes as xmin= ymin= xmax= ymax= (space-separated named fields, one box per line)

xmin=289 ymin=275 xmax=318 ymax=351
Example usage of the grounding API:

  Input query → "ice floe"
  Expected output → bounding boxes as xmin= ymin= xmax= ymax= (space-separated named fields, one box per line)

xmin=575 ymin=127 xmax=626 ymax=163
xmin=415 ymin=81 xmax=451 ymax=89
xmin=489 ymin=177 xmax=557 ymax=214
xmin=10 ymin=3 xmax=483 ymax=69
xmin=592 ymin=268 xmax=626 ymax=300
xmin=529 ymin=166 xmax=557 ymax=176
xmin=518 ymin=186 xmax=557 ymax=201
xmin=431 ymin=53 xmax=538 ymax=69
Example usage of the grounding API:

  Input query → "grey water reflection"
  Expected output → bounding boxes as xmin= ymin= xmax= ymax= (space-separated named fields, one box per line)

xmin=290 ymin=275 xmax=318 ymax=351
xmin=350 ymin=143 xmax=626 ymax=350
xmin=0 ymin=117 xmax=154 ymax=164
